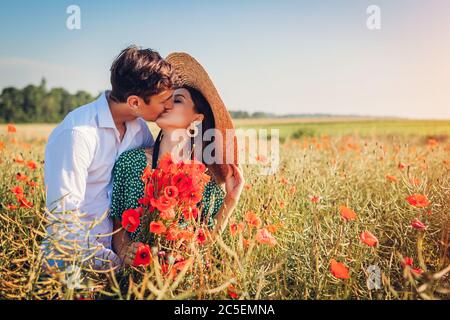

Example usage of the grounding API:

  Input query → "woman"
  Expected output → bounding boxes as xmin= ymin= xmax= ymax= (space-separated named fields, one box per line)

xmin=109 ymin=53 xmax=244 ymax=267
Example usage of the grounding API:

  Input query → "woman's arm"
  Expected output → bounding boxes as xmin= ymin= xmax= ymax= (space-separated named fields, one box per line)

xmin=212 ymin=164 xmax=245 ymax=236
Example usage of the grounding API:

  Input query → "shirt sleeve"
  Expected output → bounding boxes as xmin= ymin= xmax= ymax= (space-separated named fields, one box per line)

xmin=44 ymin=128 xmax=94 ymax=213
xmin=43 ymin=129 xmax=123 ymax=269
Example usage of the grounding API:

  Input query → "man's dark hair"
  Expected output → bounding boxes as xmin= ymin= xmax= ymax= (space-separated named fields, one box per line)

xmin=109 ymin=45 xmax=175 ymax=103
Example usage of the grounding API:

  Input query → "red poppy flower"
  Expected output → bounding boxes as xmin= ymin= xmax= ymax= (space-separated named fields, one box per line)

xmin=360 ymin=231 xmax=378 ymax=247
xmin=151 ymin=196 xmax=176 ymax=212
xmin=144 ymin=183 xmax=154 ymax=198
xmin=13 ymin=155 xmax=24 ymax=164
xmin=164 ymin=186 xmax=179 ymax=199
xmin=427 ymin=138 xmax=438 ymax=147
xmin=18 ymin=196 xmax=33 ymax=208
xmin=310 ymin=195 xmax=321 ymax=203
xmin=411 ymin=219 xmax=427 ymax=230
xmin=7 ymin=124 xmax=16 ymax=133
xmin=398 ymin=162 xmax=407 ymax=170
xmin=159 ymin=153 xmax=175 ymax=173
xmin=133 ymin=244 xmax=152 ymax=266
xmin=196 ymin=228 xmax=207 ymax=245
xmin=16 ymin=173 xmax=28 ymax=181
xmin=401 ymin=257 xmax=423 ymax=275
xmin=27 ymin=180 xmax=37 ymax=187
xmin=172 ymin=173 xmax=193 ymax=196
xmin=339 ymin=205 xmax=357 ymax=221
xmin=227 ymin=285 xmax=238 ymax=299
xmin=330 ymin=259 xmax=350 ymax=279
xmin=150 ymin=221 xmax=167 ymax=234
xmin=256 ymin=228 xmax=277 ymax=246
xmin=137 ymin=196 xmax=152 ymax=207
xmin=26 ymin=160 xmax=37 ymax=170
xmin=6 ymin=204 xmax=18 ymax=210
xmin=185 ymin=190 xmax=202 ymax=206
xmin=402 ymin=256 xmax=414 ymax=267
xmin=266 ymin=223 xmax=281 ymax=233
xmin=230 ymin=222 xmax=245 ymax=236
xmin=406 ymin=194 xmax=430 ymax=208
xmin=411 ymin=267 xmax=423 ymax=275
xmin=245 ymin=211 xmax=262 ymax=228
xmin=141 ymin=166 xmax=153 ymax=182
xmin=386 ymin=175 xmax=397 ymax=183
xmin=11 ymin=186 xmax=24 ymax=195
xmin=121 ymin=208 xmax=142 ymax=232
xmin=182 ymin=206 xmax=199 ymax=221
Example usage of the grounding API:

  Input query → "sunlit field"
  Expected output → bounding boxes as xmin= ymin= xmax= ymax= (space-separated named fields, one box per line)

xmin=0 ymin=119 xmax=449 ymax=300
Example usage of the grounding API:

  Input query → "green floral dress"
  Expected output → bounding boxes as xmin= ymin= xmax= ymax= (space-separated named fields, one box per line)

xmin=109 ymin=148 xmax=225 ymax=240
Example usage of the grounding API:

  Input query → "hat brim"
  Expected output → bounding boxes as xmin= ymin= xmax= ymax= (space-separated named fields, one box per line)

xmin=166 ymin=52 xmax=238 ymax=182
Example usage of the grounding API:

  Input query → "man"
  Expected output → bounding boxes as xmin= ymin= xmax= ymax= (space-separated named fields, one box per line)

xmin=43 ymin=45 xmax=175 ymax=270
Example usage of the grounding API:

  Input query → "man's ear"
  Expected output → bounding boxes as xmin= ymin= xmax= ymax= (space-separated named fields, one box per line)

xmin=126 ymin=95 xmax=140 ymax=110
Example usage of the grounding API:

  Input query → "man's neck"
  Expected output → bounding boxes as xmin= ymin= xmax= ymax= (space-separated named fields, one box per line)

xmin=106 ymin=92 xmax=135 ymax=129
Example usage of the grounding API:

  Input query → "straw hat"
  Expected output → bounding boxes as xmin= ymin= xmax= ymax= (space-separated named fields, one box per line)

xmin=166 ymin=52 xmax=238 ymax=183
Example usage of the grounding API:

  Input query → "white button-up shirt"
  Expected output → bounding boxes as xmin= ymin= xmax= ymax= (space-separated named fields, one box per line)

xmin=43 ymin=91 xmax=153 ymax=268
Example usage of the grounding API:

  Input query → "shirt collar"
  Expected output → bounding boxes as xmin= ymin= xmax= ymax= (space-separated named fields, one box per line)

xmin=97 ymin=91 xmax=116 ymax=129
xmin=96 ymin=91 xmax=143 ymax=137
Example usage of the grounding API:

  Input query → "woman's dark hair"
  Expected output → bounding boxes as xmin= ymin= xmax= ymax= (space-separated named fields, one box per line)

xmin=186 ymin=86 xmax=216 ymax=154
xmin=109 ymin=45 xmax=175 ymax=104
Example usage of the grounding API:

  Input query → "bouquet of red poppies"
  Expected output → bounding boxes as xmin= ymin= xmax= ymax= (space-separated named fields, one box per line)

xmin=121 ymin=153 xmax=212 ymax=270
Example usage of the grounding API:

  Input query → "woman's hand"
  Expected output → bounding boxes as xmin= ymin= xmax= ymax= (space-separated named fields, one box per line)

xmin=223 ymin=164 xmax=245 ymax=207
xmin=121 ymin=242 xmax=145 ymax=266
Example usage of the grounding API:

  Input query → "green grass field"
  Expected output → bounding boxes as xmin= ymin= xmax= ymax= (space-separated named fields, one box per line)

xmin=0 ymin=118 xmax=449 ymax=299
xmin=2 ymin=118 xmax=449 ymax=141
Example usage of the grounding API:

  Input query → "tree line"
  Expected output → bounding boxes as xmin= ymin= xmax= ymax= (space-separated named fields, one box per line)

xmin=0 ymin=79 xmax=349 ymax=123
xmin=0 ymin=79 xmax=95 ymax=123
xmin=0 ymin=79 xmax=264 ymax=123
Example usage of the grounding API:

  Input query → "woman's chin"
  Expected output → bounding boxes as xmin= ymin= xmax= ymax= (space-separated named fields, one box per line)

xmin=155 ymin=119 xmax=182 ymax=131
xmin=155 ymin=118 xmax=167 ymax=129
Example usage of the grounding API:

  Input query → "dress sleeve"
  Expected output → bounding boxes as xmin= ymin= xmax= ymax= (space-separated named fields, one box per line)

xmin=109 ymin=154 xmax=126 ymax=220
xmin=109 ymin=148 xmax=147 ymax=224
xmin=201 ymin=181 xmax=225 ymax=228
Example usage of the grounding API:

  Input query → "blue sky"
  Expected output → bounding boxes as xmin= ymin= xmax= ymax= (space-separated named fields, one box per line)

xmin=1 ymin=0 xmax=449 ymax=119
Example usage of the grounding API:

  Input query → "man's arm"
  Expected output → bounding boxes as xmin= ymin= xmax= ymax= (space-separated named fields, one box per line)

xmin=45 ymin=129 xmax=92 ymax=212
xmin=44 ymin=129 xmax=121 ymax=269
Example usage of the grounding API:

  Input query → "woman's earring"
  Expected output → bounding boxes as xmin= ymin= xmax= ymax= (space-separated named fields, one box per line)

xmin=187 ymin=121 xmax=199 ymax=138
